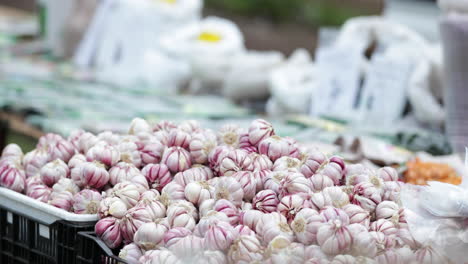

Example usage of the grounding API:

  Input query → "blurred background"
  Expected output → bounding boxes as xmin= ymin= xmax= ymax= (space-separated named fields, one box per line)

xmin=2 ymin=0 xmax=466 ymax=179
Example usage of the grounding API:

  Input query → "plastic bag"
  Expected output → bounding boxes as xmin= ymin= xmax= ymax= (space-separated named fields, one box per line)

xmin=160 ymin=16 xmax=245 ymax=93
xmin=222 ymin=50 xmax=284 ymax=101
xmin=267 ymin=49 xmax=316 ymax=115
xmin=401 ymin=149 xmax=468 ymax=264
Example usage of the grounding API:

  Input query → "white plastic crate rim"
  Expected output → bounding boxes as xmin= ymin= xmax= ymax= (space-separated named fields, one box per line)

xmin=0 ymin=186 xmax=98 ymax=225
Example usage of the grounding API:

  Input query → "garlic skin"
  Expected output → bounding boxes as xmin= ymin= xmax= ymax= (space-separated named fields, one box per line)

xmin=193 ymin=250 xmax=227 ymax=264
xmin=78 ymin=161 xmax=110 ymax=189
xmin=323 ymin=187 xmax=350 ymax=208
xmin=239 ymin=132 xmax=257 ymax=153
xmin=219 ymin=149 xmax=254 ymax=176
xmin=109 ymin=162 xmax=141 ymax=186
xmin=40 ymin=159 xmax=69 ymax=187
xmin=228 ymin=235 xmax=264 ymax=263
xmin=26 ymin=184 xmax=51 ymax=202
xmin=250 ymin=153 xmax=273 ymax=171
xmin=248 ymin=119 xmax=275 ymax=147
xmin=277 ymin=194 xmax=308 ymax=222
xmin=167 ymin=129 xmax=192 ymax=150
xmin=166 ymin=206 xmax=196 ymax=231
xmin=163 ymin=227 xmax=192 ymax=248
xmin=140 ymin=141 xmax=165 ymax=166
xmin=195 ymin=211 xmax=230 ymax=237
xmin=234 ymin=225 xmax=256 ymax=237
xmin=46 ymin=139 xmax=76 ymax=163
xmin=317 ymin=220 xmax=352 ymax=255
xmin=2 ymin=144 xmax=23 ymax=159
xmin=351 ymin=182 xmax=382 ymax=212
xmin=304 ymin=245 xmax=328 ymax=260
xmin=239 ymin=210 xmax=264 ymax=233
xmin=217 ymin=124 xmax=243 ymax=148
xmin=95 ymin=217 xmax=123 ymax=249
xmin=414 ymin=246 xmax=450 ymax=264
xmin=169 ymin=235 xmax=206 ymax=261
xmin=320 ymin=207 xmax=350 ymax=225
xmin=199 ymin=199 xmax=216 ymax=218
xmin=128 ymin=118 xmax=151 ymax=136
xmin=118 ymin=140 xmax=142 ymax=168
xmin=375 ymin=249 xmax=404 ymax=264
xmin=300 ymin=149 xmax=327 ymax=178
xmin=310 ymin=174 xmax=334 ymax=192
xmin=370 ymin=219 xmax=398 ymax=237
xmin=376 ymin=201 xmax=400 ymax=223
xmin=23 ymin=149 xmax=49 ymax=178
xmin=272 ymin=156 xmax=301 ymax=172
xmin=263 ymin=170 xmax=290 ymax=194
xmin=208 ymin=145 xmax=232 ymax=172
xmin=291 ymin=208 xmax=323 ymax=245
xmin=77 ymin=132 xmax=100 ymax=154
xmin=369 ymin=231 xmax=396 ymax=252
xmin=377 ymin=167 xmax=399 ymax=182
xmin=330 ymin=255 xmax=357 ymax=264
xmin=73 ymin=189 xmax=102 ymax=214
xmin=253 ymin=190 xmax=279 ymax=213
xmin=174 ymin=167 xmax=209 ymax=187
xmin=382 ymin=181 xmax=403 ymax=203
xmin=140 ymin=200 xmax=167 ymax=221
xmin=310 ymin=191 xmax=333 ymax=211
xmin=233 ymin=171 xmax=256 ymax=201
xmin=111 ymin=181 xmax=141 ymax=208
xmin=397 ymin=227 xmax=420 ymax=250
xmin=120 ymin=206 xmax=153 ymax=242
xmin=204 ymin=221 xmax=237 ymax=251
xmin=316 ymin=157 xmax=345 ymax=185
xmin=161 ymin=147 xmax=192 ymax=173
xmin=213 ymin=176 xmax=244 ymax=207
xmin=178 ymin=120 xmax=201 ymax=133
xmin=134 ymin=222 xmax=168 ymax=250
xmin=25 ymin=176 xmax=43 ymax=192
xmin=68 ymin=154 xmax=87 ymax=169
xmin=99 ymin=197 xmax=127 ymax=219
xmin=350 ymin=229 xmax=377 ymax=258
xmin=142 ymin=163 xmax=172 ymax=191
xmin=278 ymin=172 xmax=312 ymax=198
xmin=260 ymin=214 xmax=294 ymax=244
xmin=86 ymin=143 xmax=120 ymax=168
xmin=214 ymin=199 xmax=239 ymax=226
xmin=140 ymin=249 xmax=182 ymax=264
xmin=184 ymin=181 xmax=214 ymax=206
xmin=190 ymin=131 xmax=218 ymax=164
xmin=258 ymin=136 xmax=290 ymax=162
xmin=342 ymin=204 xmax=370 ymax=228
xmin=153 ymin=120 xmax=177 ymax=132
xmin=49 ymin=191 xmax=74 ymax=211
xmin=160 ymin=182 xmax=185 ymax=206
xmin=119 ymin=243 xmax=143 ymax=264
xmin=0 ymin=164 xmax=26 ymax=192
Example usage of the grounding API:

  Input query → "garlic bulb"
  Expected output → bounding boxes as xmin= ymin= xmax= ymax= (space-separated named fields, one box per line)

xmin=2 ymin=144 xmax=23 ymax=158
xmin=78 ymin=161 xmax=110 ymax=189
xmin=178 ymin=120 xmax=201 ymax=133
xmin=217 ymin=124 xmax=242 ymax=148
xmin=351 ymin=182 xmax=382 ymax=212
xmin=299 ymin=149 xmax=327 ymax=178
xmin=195 ymin=211 xmax=230 ymax=237
xmin=190 ymin=131 xmax=218 ymax=164
xmin=169 ymin=235 xmax=206 ymax=261
xmin=204 ymin=221 xmax=237 ymax=251
xmin=219 ymin=149 xmax=254 ymax=176
xmin=239 ymin=132 xmax=257 ymax=153
xmin=185 ymin=181 xmax=214 ymax=206
xmin=174 ymin=167 xmax=209 ymax=187
xmin=272 ymin=156 xmax=301 ymax=172
xmin=77 ymin=132 xmax=100 ymax=154
xmin=376 ymin=201 xmax=400 ymax=224
xmin=99 ymin=197 xmax=127 ymax=219
xmin=258 ymin=136 xmax=290 ymax=162
xmin=214 ymin=199 xmax=239 ymax=226
xmin=260 ymin=214 xmax=294 ymax=244
xmin=46 ymin=139 xmax=76 ymax=163
xmin=142 ymin=163 xmax=172 ymax=191
xmin=134 ymin=222 xmax=168 ymax=250
xmin=320 ymin=207 xmax=350 ymax=225
xmin=109 ymin=162 xmax=141 ymax=186
xmin=161 ymin=147 xmax=192 ymax=173
xmin=119 ymin=243 xmax=143 ymax=264
xmin=97 ymin=131 xmax=121 ymax=146
xmin=342 ymin=204 xmax=370 ymax=228
xmin=199 ymin=199 xmax=216 ymax=218
xmin=111 ymin=181 xmax=141 ymax=208
xmin=250 ymin=153 xmax=273 ymax=171
xmin=278 ymin=172 xmax=311 ymax=198
xmin=304 ymin=245 xmax=328 ymax=261
xmin=228 ymin=235 xmax=264 ymax=263
xmin=167 ymin=130 xmax=192 ymax=150
xmin=120 ymin=206 xmax=153 ymax=242
xmin=68 ymin=129 xmax=85 ymax=150
xmin=193 ymin=250 xmax=227 ymax=264
xmin=40 ymin=159 xmax=69 ymax=187
xmin=233 ymin=171 xmax=256 ymax=201
xmin=0 ymin=164 xmax=26 ymax=192
xmin=140 ymin=249 xmax=182 ymax=264
xmin=68 ymin=154 xmax=87 ymax=169
xmin=263 ymin=170 xmax=290 ymax=194
xmin=23 ymin=149 xmax=49 ymax=178
xmin=317 ymin=220 xmax=352 ymax=255
xmin=118 ymin=140 xmax=142 ymax=168
xmin=291 ymin=208 xmax=323 ymax=245
xmin=26 ymin=184 xmax=51 ymax=202
xmin=239 ymin=210 xmax=264 ymax=233
xmin=310 ymin=174 xmax=334 ymax=192
xmin=323 ymin=187 xmax=350 ymax=208
xmin=49 ymin=191 xmax=74 ymax=211
xmin=141 ymin=200 xmax=166 ymax=221
xmin=350 ymin=229 xmax=377 ymax=258
xmin=370 ymin=219 xmax=398 ymax=237
xmin=253 ymin=190 xmax=279 ymax=213
xmin=213 ymin=176 xmax=244 ymax=207
xmin=140 ymin=141 xmax=165 ymax=166
xmin=277 ymin=194 xmax=309 ymax=222
xmin=375 ymin=249 xmax=403 ymax=264
xmin=377 ymin=167 xmax=399 ymax=182
xmin=234 ymin=225 xmax=256 ymax=237
xmin=208 ymin=145 xmax=232 ymax=173
xmin=73 ymin=189 xmax=102 ymax=214
xmin=95 ymin=217 xmax=123 ymax=249
xmin=153 ymin=120 xmax=177 ymax=132
xmin=164 ymin=227 xmax=192 ymax=248
xmin=316 ymin=157 xmax=345 ymax=185
xmin=86 ymin=143 xmax=120 ymax=168
xmin=166 ymin=206 xmax=196 ymax=231
xmin=248 ymin=119 xmax=275 ymax=147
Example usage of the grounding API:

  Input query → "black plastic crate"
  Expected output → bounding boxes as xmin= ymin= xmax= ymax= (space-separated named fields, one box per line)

xmin=0 ymin=206 xmax=96 ymax=264
xmin=77 ymin=232 xmax=127 ymax=264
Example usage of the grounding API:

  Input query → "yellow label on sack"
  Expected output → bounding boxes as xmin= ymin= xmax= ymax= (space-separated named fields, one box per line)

xmin=198 ymin=31 xmax=222 ymax=43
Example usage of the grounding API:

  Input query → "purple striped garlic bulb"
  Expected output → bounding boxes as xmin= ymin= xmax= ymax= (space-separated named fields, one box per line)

xmin=46 ymin=139 xmax=76 ymax=163
xmin=86 ymin=143 xmax=120 ymax=168
xmin=260 ymin=214 xmax=294 ymax=243
xmin=95 ymin=217 xmax=123 ymax=249
xmin=68 ymin=129 xmax=85 ymax=150
xmin=250 ymin=153 xmax=273 ymax=171
xmin=377 ymin=167 xmax=399 ymax=182
xmin=351 ymin=182 xmax=382 ymax=212
xmin=77 ymin=132 xmax=100 ymax=154
xmin=234 ymin=225 xmax=256 ymax=237
xmin=199 ymin=199 xmax=215 ymax=218
xmin=254 ymin=169 xmax=271 ymax=192
xmin=128 ymin=118 xmax=151 ymax=137
xmin=161 ymin=147 xmax=191 ymax=173
xmin=73 ymin=189 xmax=102 ymax=214
xmin=317 ymin=220 xmax=352 ymax=255
xmin=342 ymin=204 xmax=370 ymax=228
xmin=140 ymin=141 xmax=165 ymax=166
xmin=320 ymin=207 xmax=350 ymax=225
xmin=273 ymin=156 xmax=301 ymax=172
xmin=99 ymin=197 xmax=127 ymax=219
xmin=217 ymin=124 xmax=243 ymax=148
xmin=310 ymin=174 xmax=334 ymax=192
xmin=134 ymin=222 xmax=168 ymax=250
xmin=52 ymin=178 xmax=79 ymax=195
xmin=23 ymin=149 xmax=49 ymax=178
xmin=239 ymin=210 xmax=264 ymax=233
xmin=167 ymin=130 xmax=191 ymax=150
xmin=170 ymin=235 xmax=206 ymax=261
xmin=166 ymin=206 xmax=196 ymax=231
xmin=140 ymin=249 xmax=181 ymax=264
xmin=49 ymin=191 xmax=74 ymax=211
xmin=118 ymin=243 xmax=143 ymax=264
xmin=120 ymin=206 xmax=153 ymax=242
xmin=253 ymin=190 xmax=279 ymax=213
xmin=189 ymin=131 xmax=217 ymax=165
xmin=376 ymin=201 xmax=400 ymax=223
xmin=68 ymin=154 xmax=86 ymax=169
xmin=40 ymin=159 xmax=69 ymax=187
xmin=219 ymin=149 xmax=254 ymax=176
xmin=1 ymin=144 xmax=23 ymax=159
xmin=299 ymin=149 xmax=327 ymax=178
xmin=141 ymin=163 xmax=171 ymax=191
xmin=214 ymin=199 xmax=239 ymax=226
xmin=316 ymin=157 xmax=345 ymax=185
xmin=139 ymin=200 xmax=166 ymax=221
xmin=291 ymin=208 xmax=323 ymax=245
xmin=277 ymin=194 xmax=309 ymax=222
xmin=213 ymin=176 xmax=244 ymax=207
xmin=204 ymin=221 xmax=237 ymax=251
xmin=118 ymin=140 xmax=142 ymax=168
xmin=370 ymin=219 xmax=398 ymax=237
xmin=322 ymin=187 xmax=350 ymax=208
xmin=258 ymin=136 xmax=290 ymax=162
xmin=195 ymin=211 xmax=230 ymax=237
xmin=111 ymin=181 xmax=141 ymax=208
xmin=26 ymin=183 xmax=51 ymax=202
xmin=109 ymin=162 xmax=141 ymax=186
xmin=153 ymin=120 xmax=177 ymax=132
xmin=173 ymin=167 xmax=209 ymax=187
xmin=160 ymin=182 xmax=185 ymax=206
xmin=349 ymin=228 xmax=377 ymax=258
xmin=97 ymin=131 xmax=121 ymax=146
xmin=164 ymin=227 xmax=192 ymax=248
xmin=278 ymin=172 xmax=312 ymax=198
xmin=233 ymin=171 xmax=256 ymax=201
xmin=228 ymin=235 xmax=264 ymax=263
xmin=239 ymin=132 xmax=257 ymax=153
xmin=208 ymin=145 xmax=232 ymax=173
xmin=263 ymin=170 xmax=290 ymax=194
xmin=78 ymin=161 xmax=109 ymax=189
xmin=184 ymin=181 xmax=213 ymax=206
xmin=37 ymin=133 xmax=63 ymax=148
xmin=178 ymin=120 xmax=201 ymax=133
xmin=0 ymin=163 xmax=26 ymax=192
xmin=248 ymin=119 xmax=275 ymax=147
